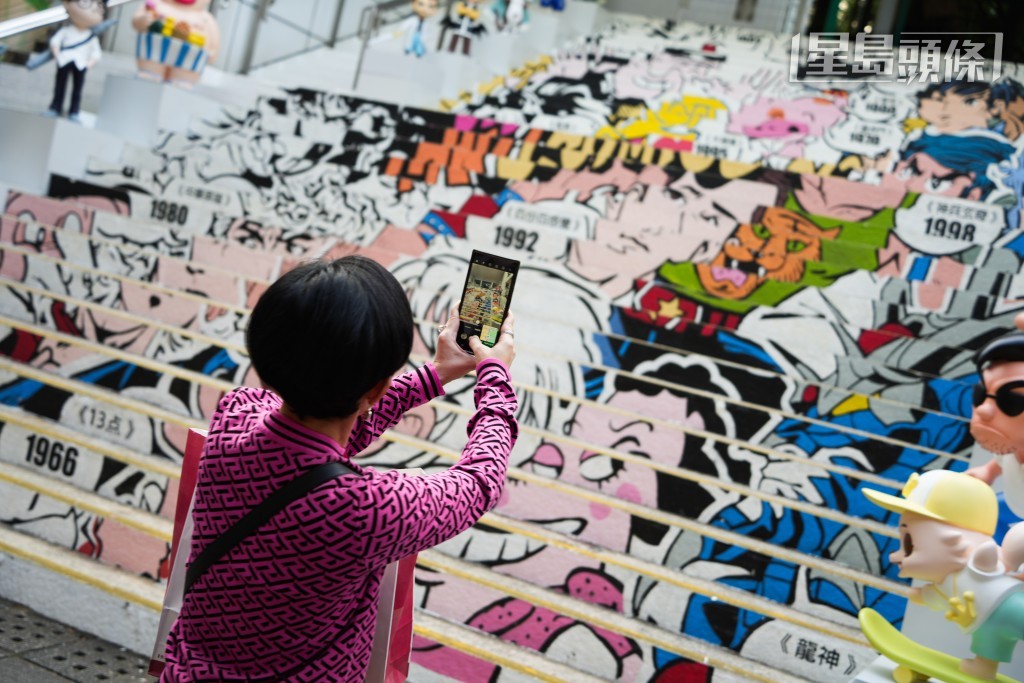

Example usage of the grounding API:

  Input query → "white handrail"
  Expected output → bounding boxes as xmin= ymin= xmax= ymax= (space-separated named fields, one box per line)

xmin=0 ymin=0 xmax=138 ymax=42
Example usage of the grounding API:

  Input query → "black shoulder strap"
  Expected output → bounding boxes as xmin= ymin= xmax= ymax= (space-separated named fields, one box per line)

xmin=185 ymin=460 xmax=355 ymax=594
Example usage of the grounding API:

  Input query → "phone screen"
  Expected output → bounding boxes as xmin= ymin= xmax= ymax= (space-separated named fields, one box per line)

xmin=457 ymin=251 xmax=519 ymax=352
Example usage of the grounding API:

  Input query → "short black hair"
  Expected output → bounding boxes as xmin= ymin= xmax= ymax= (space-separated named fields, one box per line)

xmin=246 ymin=256 xmax=413 ymax=419
xmin=916 ymin=79 xmax=990 ymax=101
xmin=976 ymin=331 xmax=1024 ymax=370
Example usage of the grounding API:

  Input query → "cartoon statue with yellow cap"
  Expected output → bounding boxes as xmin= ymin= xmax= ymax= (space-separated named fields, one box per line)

xmin=861 ymin=470 xmax=1024 ymax=682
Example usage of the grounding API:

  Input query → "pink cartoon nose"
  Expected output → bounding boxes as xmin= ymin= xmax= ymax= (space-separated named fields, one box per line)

xmin=742 ymin=119 xmax=810 ymax=139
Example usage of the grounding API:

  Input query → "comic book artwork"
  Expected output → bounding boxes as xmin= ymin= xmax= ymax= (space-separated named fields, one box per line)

xmin=4 ymin=14 xmax=1024 ymax=683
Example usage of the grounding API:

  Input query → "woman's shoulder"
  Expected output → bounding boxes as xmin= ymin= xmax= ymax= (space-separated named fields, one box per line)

xmin=212 ymin=386 xmax=281 ymax=421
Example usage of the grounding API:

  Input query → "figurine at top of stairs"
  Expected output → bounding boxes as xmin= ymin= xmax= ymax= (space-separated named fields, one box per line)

xmin=493 ymin=0 xmax=530 ymax=32
xmin=45 ymin=0 xmax=105 ymax=123
xmin=441 ymin=0 xmax=487 ymax=56
xmin=131 ymin=0 xmax=220 ymax=87
xmin=400 ymin=0 xmax=440 ymax=58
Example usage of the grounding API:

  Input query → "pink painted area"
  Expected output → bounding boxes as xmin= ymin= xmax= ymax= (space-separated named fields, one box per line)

xmin=89 ymin=518 xmax=169 ymax=578
xmin=876 ymin=234 xmax=912 ymax=278
xmin=454 ymin=115 xmax=478 ymax=132
xmin=192 ymin=232 xmax=281 ymax=280
xmin=589 ymin=502 xmax=612 ymax=520
xmin=3 ymin=192 xmax=95 ymax=236
xmin=916 ymin=282 xmax=950 ymax=310
xmin=158 ymin=258 xmax=247 ymax=307
xmin=794 ymin=175 xmax=906 ymax=222
xmin=929 ymin=257 xmax=966 ymax=288
xmin=728 ymin=96 xmax=847 ymax=158
xmin=653 ymin=137 xmax=693 ymax=151
xmin=615 ymin=483 xmax=643 ymax=505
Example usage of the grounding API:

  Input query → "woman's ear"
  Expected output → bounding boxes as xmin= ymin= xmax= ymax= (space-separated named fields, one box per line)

xmin=362 ymin=376 xmax=393 ymax=410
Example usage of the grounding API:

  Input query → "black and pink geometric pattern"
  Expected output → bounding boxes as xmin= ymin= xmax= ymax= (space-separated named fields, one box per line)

xmin=161 ymin=360 xmax=518 ymax=682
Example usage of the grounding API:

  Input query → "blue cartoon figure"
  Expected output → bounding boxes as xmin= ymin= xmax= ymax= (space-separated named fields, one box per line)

xmin=400 ymin=0 xmax=439 ymax=57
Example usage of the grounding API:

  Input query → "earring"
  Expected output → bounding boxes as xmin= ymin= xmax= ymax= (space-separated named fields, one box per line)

xmin=366 ymin=407 xmax=374 ymax=421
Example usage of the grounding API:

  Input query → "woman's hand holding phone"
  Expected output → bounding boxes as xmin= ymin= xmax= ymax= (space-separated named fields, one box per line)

xmin=434 ymin=307 xmax=479 ymax=385
xmin=469 ymin=312 xmax=516 ymax=368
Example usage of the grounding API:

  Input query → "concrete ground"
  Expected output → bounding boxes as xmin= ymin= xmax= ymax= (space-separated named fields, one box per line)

xmin=0 ymin=597 xmax=148 ymax=683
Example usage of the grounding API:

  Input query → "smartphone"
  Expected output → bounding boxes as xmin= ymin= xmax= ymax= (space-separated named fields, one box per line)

xmin=456 ymin=250 xmax=520 ymax=353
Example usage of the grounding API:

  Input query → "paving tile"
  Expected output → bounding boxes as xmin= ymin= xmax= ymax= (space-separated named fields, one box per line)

xmin=0 ymin=607 xmax=80 ymax=654
xmin=0 ymin=656 xmax=74 ymax=682
xmin=23 ymin=638 xmax=149 ymax=682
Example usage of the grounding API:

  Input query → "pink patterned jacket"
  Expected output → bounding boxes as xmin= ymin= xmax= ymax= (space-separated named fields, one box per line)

xmin=162 ymin=360 xmax=518 ymax=682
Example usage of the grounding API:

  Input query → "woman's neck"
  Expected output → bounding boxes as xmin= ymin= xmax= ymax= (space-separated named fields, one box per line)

xmin=279 ymin=403 xmax=358 ymax=448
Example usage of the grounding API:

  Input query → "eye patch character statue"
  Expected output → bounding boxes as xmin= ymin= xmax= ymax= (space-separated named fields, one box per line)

xmin=46 ymin=0 xmax=106 ymax=123
xmin=967 ymin=331 xmax=1024 ymax=520
xmin=862 ymin=470 xmax=1024 ymax=681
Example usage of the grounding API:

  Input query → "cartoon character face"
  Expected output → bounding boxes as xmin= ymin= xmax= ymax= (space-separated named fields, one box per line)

xmin=917 ymin=86 xmax=991 ymax=133
xmin=889 ymin=514 xmax=972 ymax=583
xmin=971 ymin=360 xmax=1024 ymax=460
xmin=492 ymin=387 xmax=699 ymax=574
xmin=730 ymin=97 xmax=847 ymax=141
xmin=63 ymin=0 xmax=105 ymax=29
xmin=891 ymin=151 xmax=980 ymax=199
xmin=411 ymin=0 xmax=439 ymax=18
xmin=571 ymin=173 xmax=777 ymax=297
xmin=695 ymin=207 xmax=839 ymax=300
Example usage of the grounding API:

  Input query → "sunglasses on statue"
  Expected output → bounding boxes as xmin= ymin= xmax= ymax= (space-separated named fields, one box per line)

xmin=972 ymin=380 xmax=1024 ymax=417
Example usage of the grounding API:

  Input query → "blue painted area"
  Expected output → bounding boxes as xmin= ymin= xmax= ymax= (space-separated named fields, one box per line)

xmin=678 ymin=370 xmax=975 ymax=649
xmin=718 ymin=331 xmax=783 ymax=371
xmin=420 ymin=212 xmax=458 ymax=244
xmin=495 ymin=188 xmax=523 ymax=207
xmin=0 ymin=378 xmax=44 ymax=406
xmin=203 ymin=348 xmax=239 ymax=376
xmin=906 ymin=256 xmax=931 ymax=282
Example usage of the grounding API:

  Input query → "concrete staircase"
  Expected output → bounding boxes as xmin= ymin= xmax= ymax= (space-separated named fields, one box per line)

xmin=0 ymin=8 xmax=1022 ymax=683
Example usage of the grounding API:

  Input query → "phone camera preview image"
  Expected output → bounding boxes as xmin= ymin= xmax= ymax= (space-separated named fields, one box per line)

xmin=456 ymin=252 xmax=519 ymax=353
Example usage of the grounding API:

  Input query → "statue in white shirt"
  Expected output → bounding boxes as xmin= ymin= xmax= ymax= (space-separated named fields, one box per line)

xmin=46 ymin=0 xmax=105 ymax=122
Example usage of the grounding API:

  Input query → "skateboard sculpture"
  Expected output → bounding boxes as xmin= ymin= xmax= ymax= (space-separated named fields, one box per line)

xmin=132 ymin=0 xmax=220 ymax=86
xmin=862 ymin=470 xmax=1024 ymax=682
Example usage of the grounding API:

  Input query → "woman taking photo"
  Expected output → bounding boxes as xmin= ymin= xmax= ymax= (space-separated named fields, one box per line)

xmin=161 ymin=255 xmax=518 ymax=682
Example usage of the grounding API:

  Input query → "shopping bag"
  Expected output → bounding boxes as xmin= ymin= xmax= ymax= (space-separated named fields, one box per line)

xmin=365 ymin=553 xmax=417 ymax=683
xmin=148 ymin=428 xmax=207 ymax=678
xmin=365 ymin=468 xmax=423 ymax=683
xmin=386 ymin=554 xmax=418 ymax=682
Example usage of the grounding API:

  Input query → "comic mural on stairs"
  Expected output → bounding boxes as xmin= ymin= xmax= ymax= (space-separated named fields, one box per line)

xmin=1 ymin=15 xmax=1023 ymax=682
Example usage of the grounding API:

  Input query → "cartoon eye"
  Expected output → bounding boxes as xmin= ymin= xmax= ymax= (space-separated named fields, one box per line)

xmin=752 ymin=223 xmax=771 ymax=239
xmin=527 ymin=443 xmax=564 ymax=480
xmin=579 ymin=452 xmax=625 ymax=483
xmin=787 ymin=240 xmax=808 ymax=253
xmin=926 ymin=178 xmax=952 ymax=193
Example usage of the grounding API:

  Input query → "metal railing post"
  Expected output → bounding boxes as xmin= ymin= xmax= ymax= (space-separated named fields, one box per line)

xmin=351 ymin=3 xmax=377 ymax=90
xmin=240 ymin=0 xmax=272 ymax=74
xmin=328 ymin=0 xmax=347 ymax=48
